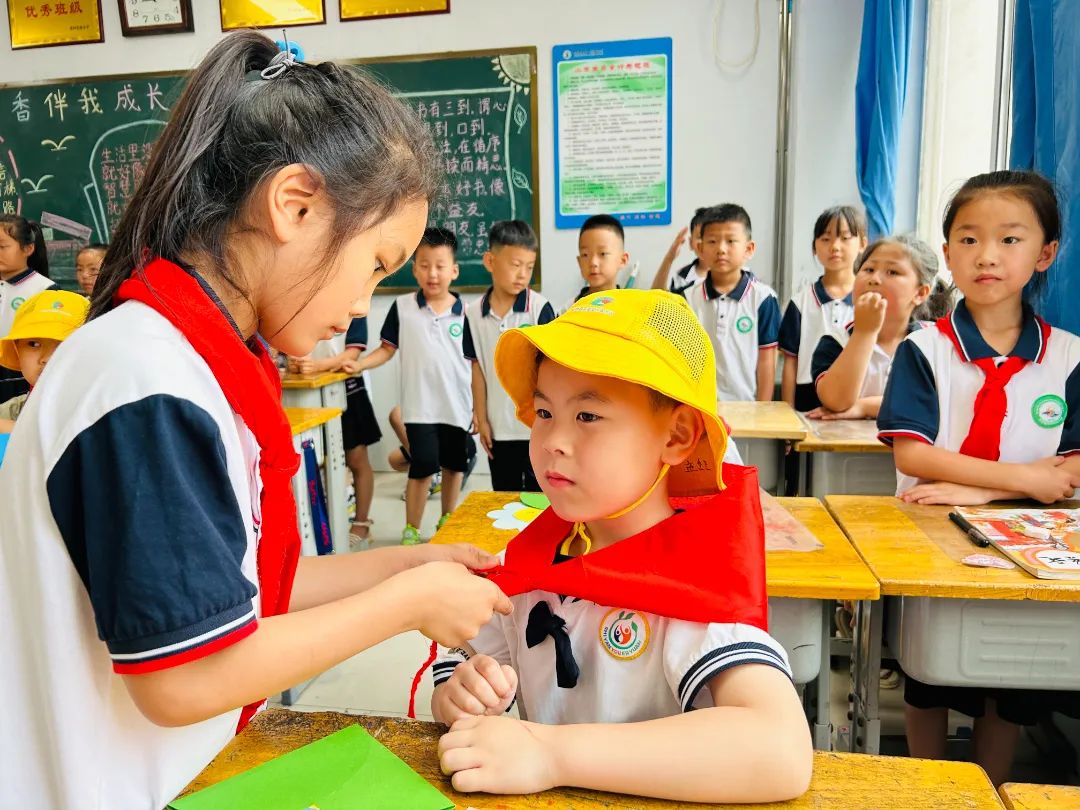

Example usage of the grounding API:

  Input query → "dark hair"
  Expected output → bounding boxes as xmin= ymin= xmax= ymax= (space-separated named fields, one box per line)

xmin=812 ymin=205 xmax=868 ymax=254
xmin=77 ymin=242 xmax=110 ymax=260
xmin=699 ymin=203 xmax=752 ymax=239
xmin=488 ymin=219 xmax=537 ymax=252
xmin=856 ymin=233 xmax=949 ymax=321
xmin=417 ymin=226 xmax=457 ymax=257
xmin=0 ymin=215 xmax=49 ymax=278
xmin=942 ymin=170 xmax=1060 ymax=298
xmin=579 ymin=214 xmax=624 ymax=243
xmin=689 ymin=206 xmax=709 ymax=235
xmin=90 ymin=32 xmax=440 ymax=321
xmin=534 ymin=351 xmax=676 ymax=410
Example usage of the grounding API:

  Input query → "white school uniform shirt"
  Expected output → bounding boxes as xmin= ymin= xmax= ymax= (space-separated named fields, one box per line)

xmin=380 ymin=290 xmax=471 ymax=429
xmin=668 ymin=258 xmax=706 ymax=292
xmin=433 ymin=563 xmax=790 ymax=724
xmin=778 ymin=277 xmax=854 ymax=411
xmin=0 ymin=268 xmax=55 ymax=335
xmin=679 ymin=270 xmax=781 ymax=402
xmin=878 ymin=300 xmax=1080 ymax=494
xmin=463 ymin=287 xmax=556 ymax=442
xmin=811 ymin=320 xmax=925 ymax=400
xmin=0 ymin=290 xmax=265 ymax=808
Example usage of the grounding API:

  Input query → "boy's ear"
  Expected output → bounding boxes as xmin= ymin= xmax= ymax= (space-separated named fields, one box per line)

xmin=620 ymin=250 xmax=630 ymax=268
xmin=451 ymin=262 xmax=461 ymax=280
xmin=744 ymin=240 xmax=757 ymax=260
xmin=482 ymin=251 xmax=495 ymax=274
xmin=661 ymin=405 xmax=705 ymax=467
xmin=264 ymin=164 xmax=321 ymax=244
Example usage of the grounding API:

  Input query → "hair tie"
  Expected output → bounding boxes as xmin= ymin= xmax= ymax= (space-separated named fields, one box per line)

xmin=261 ymin=48 xmax=296 ymax=80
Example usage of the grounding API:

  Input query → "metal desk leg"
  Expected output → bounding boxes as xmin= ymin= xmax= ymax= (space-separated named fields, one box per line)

xmin=291 ymin=434 xmax=318 ymax=558
xmin=850 ymin=598 xmax=882 ymax=754
xmin=809 ymin=599 xmax=833 ymax=749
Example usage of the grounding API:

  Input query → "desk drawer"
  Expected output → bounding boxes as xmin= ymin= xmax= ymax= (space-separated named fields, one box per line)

xmin=887 ymin=596 xmax=1080 ymax=689
xmin=769 ymin=597 xmax=821 ymax=685
xmin=808 ymin=452 xmax=896 ymax=498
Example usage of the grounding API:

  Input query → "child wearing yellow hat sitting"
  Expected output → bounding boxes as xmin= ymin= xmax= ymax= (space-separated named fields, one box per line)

xmin=430 ymin=289 xmax=812 ymax=803
xmin=0 ymin=290 xmax=89 ymax=433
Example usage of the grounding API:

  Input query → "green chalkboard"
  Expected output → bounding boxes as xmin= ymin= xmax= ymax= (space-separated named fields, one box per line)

xmin=0 ymin=46 xmax=539 ymax=293
xmin=0 ymin=73 xmax=185 ymax=290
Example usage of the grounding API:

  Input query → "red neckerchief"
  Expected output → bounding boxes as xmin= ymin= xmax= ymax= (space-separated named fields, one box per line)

xmin=937 ymin=314 xmax=1050 ymax=461
xmin=484 ymin=464 xmax=768 ymax=630
xmin=115 ymin=258 xmax=300 ymax=732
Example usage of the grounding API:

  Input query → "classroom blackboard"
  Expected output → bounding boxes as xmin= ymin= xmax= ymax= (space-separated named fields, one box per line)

xmin=0 ymin=46 xmax=539 ymax=294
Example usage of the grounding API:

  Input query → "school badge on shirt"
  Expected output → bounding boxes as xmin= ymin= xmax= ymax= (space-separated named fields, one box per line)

xmin=1031 ymin=394 xmax=1067 ymax=429
xmin=599 ymin=608 xmax=650 ymax=660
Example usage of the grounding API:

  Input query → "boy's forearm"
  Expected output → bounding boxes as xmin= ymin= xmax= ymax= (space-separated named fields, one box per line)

xmin=650 ymin=255 xmax=676 ymax=290
xmin=535 ymin=707 xmax=811 ymax=803
xmin=756 ymin=348 xmax=777 ymax=401
xmin=289 ymin=545 xmax=430 ymax=611
xmin=816 ymin=332 xmax=874 ymax=412
xmin=857 ymin=396 xmax=882 ymax=418
xmin=893 ymin=439 xmax=1029 ymax=492
xmin=358 ymin=343 xmax=395 ymax=371
xmin=780 ymin=354 xmax=796 ymax=407
xmin=470 ymin=363 xmax=489 ymax=426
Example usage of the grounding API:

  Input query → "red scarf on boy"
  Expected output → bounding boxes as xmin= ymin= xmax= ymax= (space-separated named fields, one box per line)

xmin=116 ymin=258 xmax=301 ymax=732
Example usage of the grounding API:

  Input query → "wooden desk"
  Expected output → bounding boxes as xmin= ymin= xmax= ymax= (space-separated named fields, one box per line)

xmin=794 ymin=417 xmax=890 ymax=454
xmin=825 ymin=496 xmax=1080 ymax=754
xmin=433 ymin=493 xmax=878 ymax=749
xmin=285 ymin=407 xmax=342 ymax=436
xmin=717 ymin=400 xmax=807 ymax=440
xmin=180 ymin=709 xmax=1006 ymax=809
xmin=280 ymin=370 xmax=350 ymax=391
xmin=999 ymin=782 xmax=1080 ymax=809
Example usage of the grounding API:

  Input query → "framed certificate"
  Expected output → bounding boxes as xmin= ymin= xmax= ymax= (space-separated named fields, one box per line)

xmin=340 ymin=0 xmax=448 ymax=21
xmin=8 ymin=0 xmax=105 ymax=50
xmin=219 ymin=0 xmax=325 ymax=31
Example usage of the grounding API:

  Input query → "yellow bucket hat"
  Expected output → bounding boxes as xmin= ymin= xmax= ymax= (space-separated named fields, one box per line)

xmin=0 ymin=289 xmax=90 ymax=370
xmin=494 ymin=288 xmax=728 ymax=496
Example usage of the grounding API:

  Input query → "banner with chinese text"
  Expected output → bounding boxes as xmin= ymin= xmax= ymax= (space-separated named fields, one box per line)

xmin=7 ymin=1 xmax=103 ymax=49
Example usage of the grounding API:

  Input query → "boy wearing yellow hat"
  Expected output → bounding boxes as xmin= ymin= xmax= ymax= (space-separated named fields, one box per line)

xmin=0 ymin=290 xmax=89 ymax=432
xmin=431 ymin=289 xmax=811 ymax=803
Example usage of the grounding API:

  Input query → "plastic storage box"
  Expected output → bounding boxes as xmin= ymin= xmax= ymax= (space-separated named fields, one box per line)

xmin=807 ymin=451 xmax=896 ymax=498
xmin=769 ymin=597 xmax=821 ymax=685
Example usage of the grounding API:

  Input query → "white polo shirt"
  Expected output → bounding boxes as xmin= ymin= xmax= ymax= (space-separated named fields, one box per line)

xmin=0 ymin=295 xmax=264 ymax=808
xmin=811 ymin=320 xmax=924 ymax=401
xmin=668 ymin=258 xmax=706 ymax=292
xmin=463 ymin=287 xmax=556 ymax=442
xmin=778 ymin=277 xmax=854 ymax=411
xmin=380 ymin=291 xmax=471 ymax=430
xmin=680 ymin=270 xmax=781 ymax=402
xmin=433 ymin=567 xmax=790 ymax=725
xmin=0 ymin=268 xmax=56 ymax=336
xmin=878 ymin=300 xmax=1080 ymax=494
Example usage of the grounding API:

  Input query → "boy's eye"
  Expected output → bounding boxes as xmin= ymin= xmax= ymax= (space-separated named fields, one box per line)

xmin=959 ymin=236 xmax=977 ymax=245
xmin=576 ymin=411 xmax=600 ymax=423
xmin=535 ymin=408 xmax=552 ymax=420
xmin=1002 ymin=236 xmax=1020 ymax=245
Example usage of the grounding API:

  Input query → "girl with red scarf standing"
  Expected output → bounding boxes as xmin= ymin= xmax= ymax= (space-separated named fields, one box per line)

xmin=0 ymin=33 xmax=510 ymax=810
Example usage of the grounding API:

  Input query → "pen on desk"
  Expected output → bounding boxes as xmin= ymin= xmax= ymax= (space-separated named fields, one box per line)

xmin=948 ymin=511 xmax=991 ymax=547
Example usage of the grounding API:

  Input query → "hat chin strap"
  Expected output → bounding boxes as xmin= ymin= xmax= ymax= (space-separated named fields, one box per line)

xmin=559 ymin=464 xmax=671 ymax=556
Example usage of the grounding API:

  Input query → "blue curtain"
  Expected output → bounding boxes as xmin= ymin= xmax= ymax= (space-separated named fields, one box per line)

xmin=855 ymin=0 xmax=914 ymax=240
xmin=1011 ymin=0 xmax=1079 ymax=329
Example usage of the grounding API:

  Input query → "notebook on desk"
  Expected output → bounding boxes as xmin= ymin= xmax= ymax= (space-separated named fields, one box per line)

xmin=954 ymin=506 xmax=1080 ymax=580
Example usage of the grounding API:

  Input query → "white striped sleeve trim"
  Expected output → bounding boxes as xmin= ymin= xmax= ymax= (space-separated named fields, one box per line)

xmin=677 ymin=640 xmax=792 ymax=712
xmin=432 ymin=656 xmax=465 ymax=687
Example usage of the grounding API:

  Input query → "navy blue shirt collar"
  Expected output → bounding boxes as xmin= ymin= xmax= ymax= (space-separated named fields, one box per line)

xmin=480 ymin=286 xmax=529 ymax=317
xmin=948 ymin=298 xmax=1044 ymax=362
xmin=704 ymin=269 xmax=752 ymax=302
xmin=813 ymin=277 xmax=853 ymax=307
xmin=575 ymin=285 xmax=619 ymax=302
xmin=416 ymin=288 xmax=463 ymax=315
xmin=2 ymin=268 xmax=37 ymax=286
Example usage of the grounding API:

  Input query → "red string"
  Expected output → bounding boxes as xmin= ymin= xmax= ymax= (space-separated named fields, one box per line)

xmin=407 ymin=640 xmax=438 ymax=719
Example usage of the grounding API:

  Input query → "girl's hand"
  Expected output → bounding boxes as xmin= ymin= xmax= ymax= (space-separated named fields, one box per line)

xmin=1020 ymin=460 xmax=1080 ymax=504
xmin=900 ymin=481 xmax=998 ymax=506
xmin=395 ymin=562 xmax=512 ymax=648
xmin=806 ymin=402 xmax=869 ymax=421
xmin=439 ymin=715 xmax=559 ymax=795
xmin=294 ymin=356 xmax=319 ymax=375
xmin=434 ymin=655 xmax=518 ymax=724
xmin=664 ymin=226 xmax=689 ymax=263
xmin=422 ymin=542 xmax=500 ymax=572
xmin=340 ymin=358 xmax=363 ymax=374
xmin=286 ymin=357 xmax=303 ymax=374
xmin=475 ymin=416 xmax=495 ymax=460
xmin=852 ymin=291 xmax=887 ymax=336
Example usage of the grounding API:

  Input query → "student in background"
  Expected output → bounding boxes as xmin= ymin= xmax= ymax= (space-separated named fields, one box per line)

xmin=466 ymin=220 xmax=555 ymax=491
xmin=779 ymin=206 xmax=867 ymax=412
xmin=354 ymin=227 xmax=473 ymax=544
xmin=0 ymin=215 xmax=55 ymax=403
xmin=651 ymin=207 xmax=708 ymax=292
xmin=76 ymin=243 xmax=109 ymax=297
xmin=572 ymin=214 xmax=628 ymax=305
xmin=680 ymin=204 xmax=780 ymax=402
xmin=0 ymin=290 xmax=89 ymax=433
xmin=878 ymin=170 xmax=1080 ymax=785
xmin=0 ymin=34 xmax=510 ymax=809
xmin=810 ymin=234 xmax=941 ymax=421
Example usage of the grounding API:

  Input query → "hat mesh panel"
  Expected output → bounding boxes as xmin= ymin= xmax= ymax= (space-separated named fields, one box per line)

xmin=642 ymin=296 xmax=709 ymax=383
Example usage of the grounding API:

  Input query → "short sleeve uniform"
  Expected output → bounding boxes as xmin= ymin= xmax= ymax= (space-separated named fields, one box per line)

xmin=810 ymin=320 xmax=924 ymax=401
xmin=0 ymin=270 xmax=57 ymax=402
xmin=778 ymin=278 xmax=853 ymax=411
xmin=668 ymin=258 xmax=705 ymax=292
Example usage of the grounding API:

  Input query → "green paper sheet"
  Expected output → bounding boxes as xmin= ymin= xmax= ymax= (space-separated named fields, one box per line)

xmin=169 ymin=725 xmax=454 ymax=810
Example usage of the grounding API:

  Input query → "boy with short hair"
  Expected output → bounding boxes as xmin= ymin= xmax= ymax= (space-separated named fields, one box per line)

xmin=465 ymin=220 xmax=556 ymax=492
xmin=354 ymin=227 xmax=471 ymax=544
xmin=431 ymin=289 xmax=811 ymax=803
xmin=572 ymin=214 xmax=628 ymax=304
xmin=0 ymin=290 xmax=89 ymax=433
xmin=679 ymin=204 xmax=780 ymax=402
xmin=651 ymin=207 xmax=709 ymax=292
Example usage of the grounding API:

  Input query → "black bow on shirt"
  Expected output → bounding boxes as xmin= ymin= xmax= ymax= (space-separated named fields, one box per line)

xmin=525 ymin=600 xmax=580 ymax=689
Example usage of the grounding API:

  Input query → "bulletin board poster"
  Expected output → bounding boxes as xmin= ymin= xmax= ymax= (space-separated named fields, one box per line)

xmin=552 ymin=37 xmax=672 ymax=229
xmin=7 ymin=1 xmax=104 ymax=49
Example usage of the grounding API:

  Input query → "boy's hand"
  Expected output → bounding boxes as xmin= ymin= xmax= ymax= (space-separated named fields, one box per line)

xmin=435 ymin=655 xmax=518 ymax=724
xmin=340 ymin=358 xmax=363 ymax=374
xmin=422 ymin=542 xmax=500 ymax=572
xmin=1020 ymin=459 xmax=1080 ymax=503
xmin=852 ymin=291 xmax=887 ymax=336
xmin=900 ymin=481 xmax=999 ymax=506
xmin=293 ymin=356 xmax=319 ymax=375
xmin=664 ymin=226 xmax=689 ymax=263
xmin=395 ymin=562 xmax=512 ymax=648
xmin=806 ymin=402 xmax=869 ymax=421
xmin=476 ymin=416 xmax=494 ymax=460
xmin=439 ymin=715 xmax=558 ymax=795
